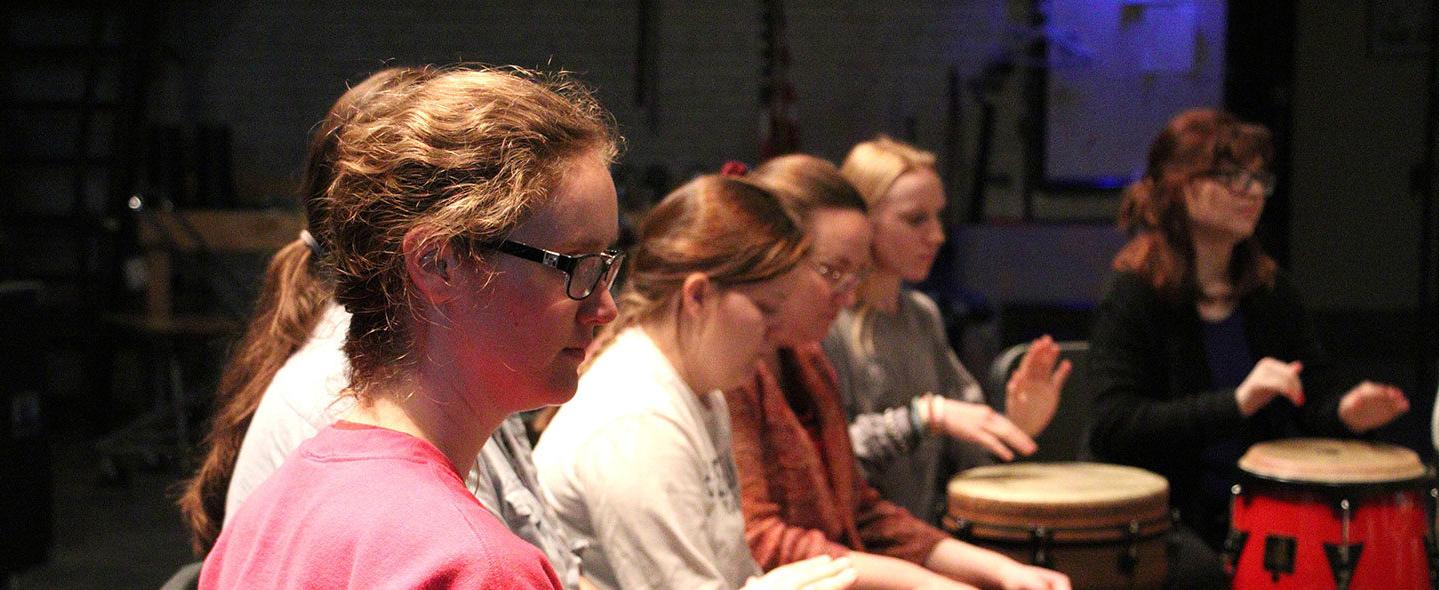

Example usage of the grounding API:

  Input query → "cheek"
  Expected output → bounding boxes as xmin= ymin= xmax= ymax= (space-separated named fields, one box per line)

xmin=871 ymin=226 xmax=909 ymax=268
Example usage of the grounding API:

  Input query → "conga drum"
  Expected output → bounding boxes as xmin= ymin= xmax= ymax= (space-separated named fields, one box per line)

xmin=945 ymin=462 xmax=1171 ymax=590
xmin=1228 ymin=438 xmax=1436 ymax=589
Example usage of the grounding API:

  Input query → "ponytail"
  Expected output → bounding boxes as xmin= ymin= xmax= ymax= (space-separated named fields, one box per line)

xmin=177 ymin=239 xmax=332 ymax=553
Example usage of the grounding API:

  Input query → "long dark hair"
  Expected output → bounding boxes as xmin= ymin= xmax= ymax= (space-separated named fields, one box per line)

xmin=177 ymin=67 xmax=428 ymax=553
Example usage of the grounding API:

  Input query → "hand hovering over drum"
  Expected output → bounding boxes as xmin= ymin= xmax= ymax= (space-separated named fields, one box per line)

xmin=1235 ymin=358 xmax=1305 ymax=416
xmin=924 ymin=397 xmax=1037 ymax=462
xmin=997 ymin=562 xmax=1072 ymax=590
xmin=1005 ymin=335 xmax=1073 ymax=437
xmin=742 ymin=555 xmax=858 ymax=590
xmin=923 ymin=538 xmax=1071 ymax=590
xmin=1338 ymin=380 xmax=1409 ymax=433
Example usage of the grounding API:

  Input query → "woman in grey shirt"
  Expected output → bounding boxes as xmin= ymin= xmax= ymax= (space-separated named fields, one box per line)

xmin=823 ymin=136 xmax=1072 ymax=524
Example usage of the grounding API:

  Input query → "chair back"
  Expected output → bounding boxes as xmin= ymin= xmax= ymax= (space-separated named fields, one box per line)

xmin=117 ymin=209 xmax=301 ymax=335
xmin=987 ymin=340 xmax=1091 ymax=462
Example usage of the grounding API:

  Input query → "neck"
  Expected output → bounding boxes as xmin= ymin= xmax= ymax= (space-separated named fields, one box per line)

xmin=1191 ymin=230 xmax=1237 ymax=293
xmin=863 ymin=270 xmax=904 ymax=313
xmin=345 ymin=364 xmax=506 ymax=478
xmin=644 ymin=321 xmax=715 ymax=397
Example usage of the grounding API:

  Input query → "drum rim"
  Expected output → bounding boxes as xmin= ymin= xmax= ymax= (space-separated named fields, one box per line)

xmin=943 ymin=512 xmax=1172 ymax=543
xmin=1237 ymin=468 xmax=1437 ymax=493
xmin=1238 ymin=438 xmax=1428 ymax=484
xmin=946 ymin=461 xmax=1170 ymax=505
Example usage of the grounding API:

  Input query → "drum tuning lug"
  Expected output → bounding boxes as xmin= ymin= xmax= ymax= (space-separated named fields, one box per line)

xmin=1323 ymin=542 xmax=1363 ymax=590
xmin=1222 ymin=529 xmax=1248 ymax=576
xmin=1231 ymin=484 xmax=1242 ymax=496
xmin=1262 ymin=535 xmax=1296 ymax=583
xmin=1028 ymin=526 xmax=1053 ymax=569
xmin=1118 ymin=521 xmax=1141 ymax=577
xmin=943 ymin=516 xmax=973 ymax=539
xmin=1426 ymin=529 xmax=1439 ymax=588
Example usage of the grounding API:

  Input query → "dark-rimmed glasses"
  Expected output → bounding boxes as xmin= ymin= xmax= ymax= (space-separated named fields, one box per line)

xmin=1209 ymin=169 xmax=1277 ymax=197
xmin=478 ymin=239 xmax=625 ymax=300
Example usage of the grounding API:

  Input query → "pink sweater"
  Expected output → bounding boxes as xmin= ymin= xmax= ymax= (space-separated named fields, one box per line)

xmin=201 ymin=422 xmax=561 ymax=589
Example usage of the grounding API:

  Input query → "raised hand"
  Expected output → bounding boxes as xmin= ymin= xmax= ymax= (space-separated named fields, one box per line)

xmin=1338 ymin=381 xmax=1409 ymax=433
xmin=1005 ymin=335 xmax=1073 ymax=437
xmin=1235 ymin=358 xmax=1304 ymax=417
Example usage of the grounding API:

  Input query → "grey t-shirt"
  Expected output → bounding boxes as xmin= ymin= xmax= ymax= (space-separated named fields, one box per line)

xmin=823 ymin=289 xmax=989 ymax=523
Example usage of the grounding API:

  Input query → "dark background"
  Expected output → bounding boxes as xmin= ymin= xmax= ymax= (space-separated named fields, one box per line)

xmin=1 ymin=1 xmax=1434 ymax=588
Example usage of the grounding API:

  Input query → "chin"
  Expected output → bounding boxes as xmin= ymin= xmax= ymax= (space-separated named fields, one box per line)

xmin=533 ymin=376 xmax=581 ymax=408
xmin=902 ymin=267 xmax=931 ymax=283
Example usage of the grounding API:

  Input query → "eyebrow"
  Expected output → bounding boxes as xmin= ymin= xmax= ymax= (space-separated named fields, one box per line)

xmin=554 ymin=234 xmax=618 ymax=254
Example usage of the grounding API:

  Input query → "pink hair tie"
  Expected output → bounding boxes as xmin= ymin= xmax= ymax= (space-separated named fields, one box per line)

xmin=720 ymin=160 xmax=749 ymax=177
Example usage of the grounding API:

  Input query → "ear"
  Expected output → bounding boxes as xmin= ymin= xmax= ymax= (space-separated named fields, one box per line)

xmin=402 ymin=227 xmax=461 ymax=305
xmin=678 ymin=272 xmax=712 ymax=321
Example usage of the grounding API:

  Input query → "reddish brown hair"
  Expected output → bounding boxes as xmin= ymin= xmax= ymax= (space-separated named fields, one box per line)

xmin=586 ymin=175 xmax=810 ymax=363
xmin=177 ymin=67 xmax=427 ymax=553
xmin=749 ymin=153 xmax=867 ymax=221
xmin=1113 ymin=108 xmax=1277 ymax=300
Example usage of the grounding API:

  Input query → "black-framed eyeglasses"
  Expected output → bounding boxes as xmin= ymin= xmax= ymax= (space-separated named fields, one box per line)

xmin=1209 ymin=169 xmax=1277 ymax=197
xmin=479 ymin=239 xmax=625 ymax=300
xmin=812 ymin=261 xmax=867 ymax=294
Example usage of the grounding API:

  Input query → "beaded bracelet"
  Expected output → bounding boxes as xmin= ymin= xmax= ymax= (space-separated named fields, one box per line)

xmin=908 ymin=396 xmax=925 ymax=436
xmin=927 ymin=393 xmax=945 ymax=435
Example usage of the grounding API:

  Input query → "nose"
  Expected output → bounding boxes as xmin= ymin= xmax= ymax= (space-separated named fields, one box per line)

xmin=833 ymin=283 xmax=858 ymax=309
xmin=581 ymin=285 xmax=619 ymax=326
xmin=927 ymin=219 xmax=946 ymax=247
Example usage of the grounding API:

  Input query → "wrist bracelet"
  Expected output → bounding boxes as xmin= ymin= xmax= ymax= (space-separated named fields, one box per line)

xmin=927 ymin=394 xmax=943 ymax=435
xmin=909 ymin=397 xmax=925 ymax=436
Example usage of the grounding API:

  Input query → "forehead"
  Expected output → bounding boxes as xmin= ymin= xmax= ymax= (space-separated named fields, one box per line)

xmin=506 ymin=156 xmax=619 ymax=252
xmin=807 ymin=209 xmax=871 ymax=255
xmin=882 ymin=168 xmax=944 ymax=210
xmin=733 ymin=266 xmax=804 ymax=300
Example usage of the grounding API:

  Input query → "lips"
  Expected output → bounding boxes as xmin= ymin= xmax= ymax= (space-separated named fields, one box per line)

xmin=561 ymin=343 xmax=590 ymax=360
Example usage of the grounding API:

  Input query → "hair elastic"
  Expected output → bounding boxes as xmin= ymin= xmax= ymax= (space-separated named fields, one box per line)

xmin=299 ymin=229 xmax=324 ymax=257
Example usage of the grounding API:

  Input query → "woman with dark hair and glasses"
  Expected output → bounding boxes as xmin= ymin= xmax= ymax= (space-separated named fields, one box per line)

xmin=1085 ymin=108 xmax=1409 ymax=583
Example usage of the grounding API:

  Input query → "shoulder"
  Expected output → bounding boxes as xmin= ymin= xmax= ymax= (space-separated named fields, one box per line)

xmin=263 ymin=320 xmax=353 ymax=427
xmin=385 ymin=503 xmax=560 ymax=589
xmin=1102 ymin=270 xmax=1159 ymax=301
xmin=902 ymin=289 xmax=942 ymax=319
xmin=1259 ymin=268 xmax=1303 ymax=303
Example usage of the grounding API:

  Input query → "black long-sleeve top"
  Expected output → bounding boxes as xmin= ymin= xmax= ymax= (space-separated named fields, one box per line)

xmin=1084 ymin=270 xmax=1352 ymax=544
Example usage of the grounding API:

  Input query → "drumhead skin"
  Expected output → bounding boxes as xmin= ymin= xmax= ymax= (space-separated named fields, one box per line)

xmin=947 ymin=462 xmax=1170 ymax=542
xmin=1238 ymin=438 xmax=1427 ymax=484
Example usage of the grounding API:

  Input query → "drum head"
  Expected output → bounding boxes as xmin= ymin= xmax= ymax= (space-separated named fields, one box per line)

xmin=1238 ymin=438 xmax=1426 ymax=484
xmin=946 ymin=462 xmax=1169 ymax=541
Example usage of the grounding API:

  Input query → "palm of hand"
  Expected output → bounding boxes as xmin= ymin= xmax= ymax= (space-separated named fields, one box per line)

xmin=1005 ymin=337 xmax=1073 ymax=437
xmin=1338 ymin=381 xmax=1409 ymax=433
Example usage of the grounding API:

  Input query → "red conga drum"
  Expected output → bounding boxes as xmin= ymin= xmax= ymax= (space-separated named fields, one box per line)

xmin=1228 ymin=438 xmax=1436 ymax=589
xmin=945 ymin=462 xmax=1171 ymax=590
